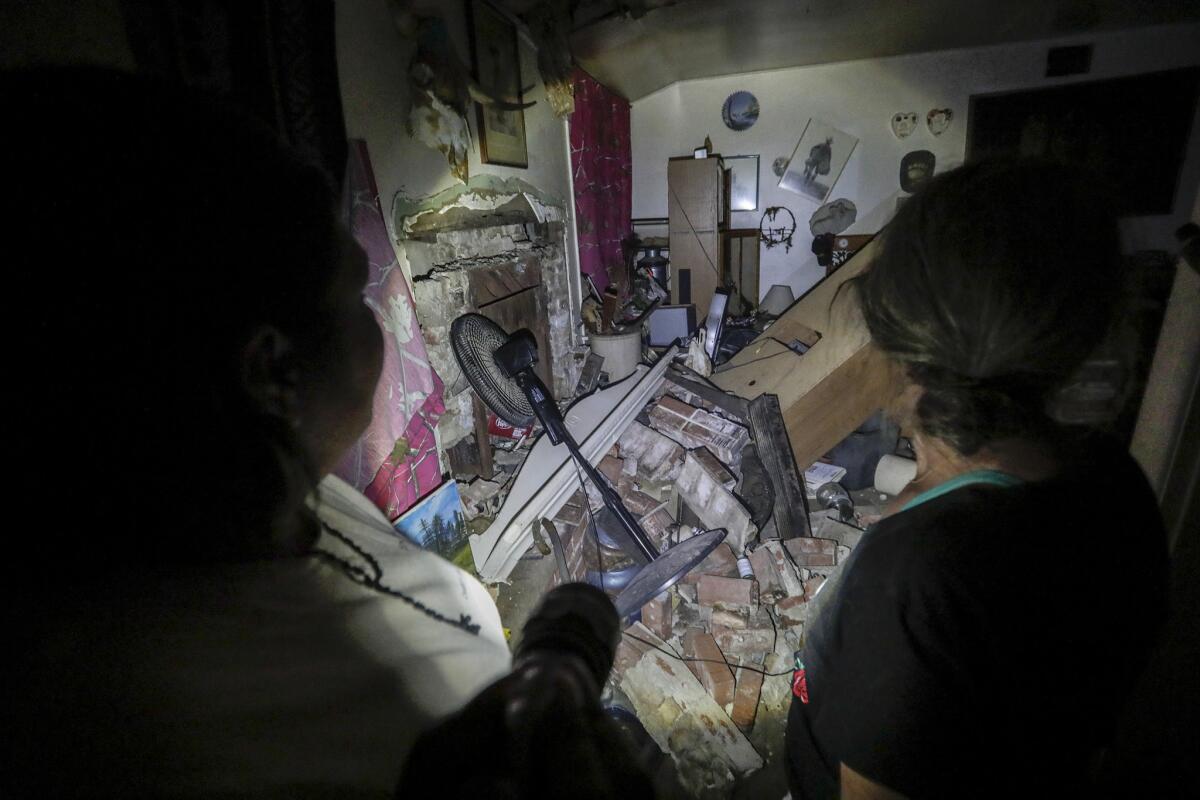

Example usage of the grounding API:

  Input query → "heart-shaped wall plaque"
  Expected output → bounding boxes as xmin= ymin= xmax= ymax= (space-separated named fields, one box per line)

xmin=890 ymin=111 xmax=918 ymax=139
xmin=926 ymin=108 xmax=953 ymax=136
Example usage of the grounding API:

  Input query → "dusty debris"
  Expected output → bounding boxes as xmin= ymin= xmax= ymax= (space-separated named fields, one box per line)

xmin=459 ymin=477 xmax=503 ymax=519
xmin=783 ymin=536 xmax=838 ymax=567
xmin=615 ymin=623 xmax=763 ymax=797
xmin=485 ymin=352 xmax=885 ymax=794
xmin=618 ymin=422 xmax=686 ymax=483
xmin=810 ymin=512 xmax=867 ymax=550
xmin=639 ymin=507 xmax=676 ymax=549
xmin=697 ymin=575 xmax=759 ymax=611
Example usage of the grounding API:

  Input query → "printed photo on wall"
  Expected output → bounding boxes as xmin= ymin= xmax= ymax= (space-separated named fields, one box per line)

xmin=778 ymin=119 xmax=858 ymax=203
xmin=468 ymin=0 xmax=529 ymax=167
xmin=393 ymin=479 xmax=470 ymax=563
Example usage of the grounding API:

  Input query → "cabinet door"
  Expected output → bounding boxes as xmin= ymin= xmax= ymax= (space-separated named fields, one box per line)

xmin=668 ymin=158 xmax=722 ymax=317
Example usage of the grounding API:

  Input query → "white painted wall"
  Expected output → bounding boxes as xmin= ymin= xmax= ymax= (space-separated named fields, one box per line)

xmin=632 ymin=23 xmax=1200 ymax=300
xmin=335 ymin=0 xmax=577 ymax=279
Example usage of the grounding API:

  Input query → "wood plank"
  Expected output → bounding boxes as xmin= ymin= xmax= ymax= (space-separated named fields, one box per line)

xmin=748 ymin=394 xmax=811 ymax=539
xmin=713 ymin=238 xmax=894 ymax=469
xmin=780 ymin=345 xmax=894 ymax=470
xmin=471 ymin=392 xmax=494 ymax=480
xmin=712 ymin=338 xmax=805 ymax=401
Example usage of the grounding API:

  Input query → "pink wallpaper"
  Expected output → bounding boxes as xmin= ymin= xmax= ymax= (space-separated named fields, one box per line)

xmin=569 ymin=68 xmax=632 ymax=294
xmin=336 ymin=139 xmax=446 ymax=520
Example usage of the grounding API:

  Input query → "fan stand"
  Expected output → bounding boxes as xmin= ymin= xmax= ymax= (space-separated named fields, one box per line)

xmin=490 ymin=328 xmax=726 ymax=618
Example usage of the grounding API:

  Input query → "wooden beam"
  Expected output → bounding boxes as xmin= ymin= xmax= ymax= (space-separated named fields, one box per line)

xmin=712 ymin=238 xmax=895 ymax=469
xmin=780 ymin=345 xmax=893 ymax=470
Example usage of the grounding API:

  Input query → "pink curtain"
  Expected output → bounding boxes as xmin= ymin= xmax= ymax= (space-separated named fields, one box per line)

xmin=337 ymin=140 xmax=446 ymax=520
xmin=569 ymin=68 xmax=632 ymax=294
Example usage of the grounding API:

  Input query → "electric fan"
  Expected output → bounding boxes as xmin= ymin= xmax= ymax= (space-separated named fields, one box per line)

xmin=450 ymin=313 xmax=726 ymax=617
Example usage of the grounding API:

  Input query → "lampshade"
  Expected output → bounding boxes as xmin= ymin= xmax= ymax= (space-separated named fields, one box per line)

xmin=760 ymin=284 xmax=795 ymax=316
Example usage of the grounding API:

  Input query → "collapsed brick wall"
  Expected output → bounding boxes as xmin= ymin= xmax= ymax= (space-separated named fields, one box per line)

xmin=536 ymin=381 xmax=869 ymax=796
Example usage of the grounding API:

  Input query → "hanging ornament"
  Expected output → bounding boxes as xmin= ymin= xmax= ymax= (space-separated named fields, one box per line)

xmin=722 ymin=91 xmax=760 ymax=131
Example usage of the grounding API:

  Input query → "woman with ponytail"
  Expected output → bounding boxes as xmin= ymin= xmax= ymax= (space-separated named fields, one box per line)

xmin=785 ymin=159 xmax=1168 ymax=799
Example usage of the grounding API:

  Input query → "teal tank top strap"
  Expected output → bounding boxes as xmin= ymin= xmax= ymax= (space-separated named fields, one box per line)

xmin=900 ymin=469 xmax=1024 ymax=512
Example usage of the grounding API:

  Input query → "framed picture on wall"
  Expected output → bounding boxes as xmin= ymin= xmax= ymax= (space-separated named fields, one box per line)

xmin=725 ymin=155 xmax=759 ymax=211
xmin=468 ymin=0 xmax=529 ymax=168
xmin=778 ymin=119 xmax=857 ymax=203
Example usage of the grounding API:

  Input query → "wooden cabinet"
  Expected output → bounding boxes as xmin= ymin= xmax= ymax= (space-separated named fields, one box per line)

xmin=667 ymin=157 xmax=726 ymax=319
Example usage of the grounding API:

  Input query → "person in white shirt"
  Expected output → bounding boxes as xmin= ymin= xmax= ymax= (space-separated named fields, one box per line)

xmin=5 ymin=66 xmax=509 ymax=798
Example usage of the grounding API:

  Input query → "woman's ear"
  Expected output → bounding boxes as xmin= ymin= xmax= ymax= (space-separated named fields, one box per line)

xmin=240 ymin=325 xmax=301 ymax=427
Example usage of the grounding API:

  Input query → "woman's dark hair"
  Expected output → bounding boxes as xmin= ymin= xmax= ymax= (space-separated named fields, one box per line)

xmin=4 ymin=67 xmax=342 ymax=568
xmin=852 ymin=158 xmax=1122 ymax=455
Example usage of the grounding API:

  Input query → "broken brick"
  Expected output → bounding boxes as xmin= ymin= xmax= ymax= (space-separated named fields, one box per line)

xmin=760 ymin=540 xmax=805 ymax=597
xmin=747 ymin=546 xmax=781 ymax=600
xmin=675 ymin=451 xmax=757 ymax=552
xmin=639 ymin=507 xmax=676 ymax=550
xmin=657 ymin=395 xmax=697 ymax=417
xmin=810 ymin=514 xmax=866 ymax=550
xmin=783 ymin=537 xmax=838 ymax=567
xmin=691 ymin=447 xmax=737 ymax=490
xmin=711 ymin=609 xmax=749 ymax=629
xmin=545 ymin=514 xmax=598 ymax=589
xmin=618 ymin=622 xmax=763 ymax=791
xmin=775 ymin=594 xmax=808 ymax=629
xmin=641 ymin=592 xmax=673 ymax=641
xmin=682 ymin=542 xmax=740 ymax=583
xmin=618 ymin=477 xmax=664 ymax=516
xmin=647 ymin=397 xmax=752 ymax=466
xmin=731 ymin=662 xmax=765 ymax=732
xmin=599 ymin=455 xmax=624 ymax=485
xmin=682 ymin=628 xmax=736 ymax=707
xmin=698 ymin=574 xmax=758 ymax=610
xmin=617 ymin=422 xmax=685 ymax=483
xmin=663 ymin=382 xmax=716 ymax=411
xmin=804 ymin=575 xmax=826 ymax=602
xmin=712 ymin=624 xmax=776 ymax=661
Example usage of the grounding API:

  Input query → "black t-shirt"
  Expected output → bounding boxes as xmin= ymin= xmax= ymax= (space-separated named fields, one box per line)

xmin=786 ymin=435 xmax=1168 ymax=799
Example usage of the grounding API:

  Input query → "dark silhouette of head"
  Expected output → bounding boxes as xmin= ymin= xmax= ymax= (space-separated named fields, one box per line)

xmin=852 ymin=158 xmax=1122 ymax=455
xmin=4 ymin=67 xmax=381 ymax=573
